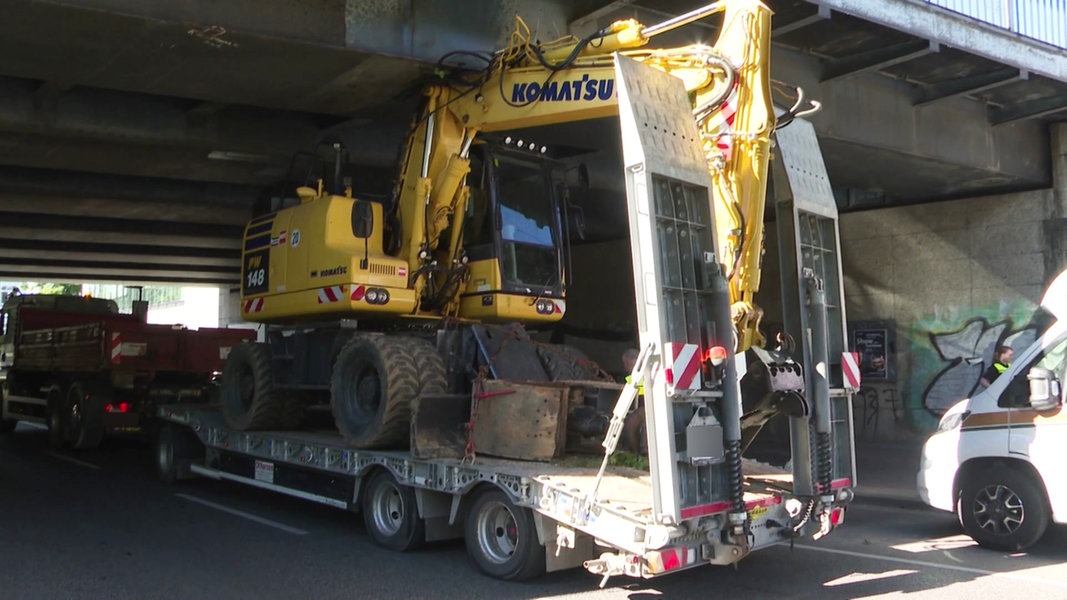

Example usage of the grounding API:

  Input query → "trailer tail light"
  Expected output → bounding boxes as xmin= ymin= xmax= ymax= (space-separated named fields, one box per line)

xmin=831 ymin=506 xmax=845 ymax=526
xmin=104 ymin=402 xmax=132 ymax=413
xmin=705 ymin=345 xmax=728 ymax=366
xmin=644 ymin=547 xmax=696 ymax=574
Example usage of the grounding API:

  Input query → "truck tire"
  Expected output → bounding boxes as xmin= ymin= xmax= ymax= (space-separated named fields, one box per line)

xmin=67 ymin=382 xmax=105 ymax=450
xmin=464 ymin=488 xmax=545 ymax=581
xmin=220 ymin=342 xmax=297 ymax=431
xmin=156 ymin=423 xmax=203 ymax=483
xmin=0 ymin=387 xmax=16 ymax=435
xmin=331 ymin=336 xmax=418 ymax=448
xmin=362 ymin=469 xmax=425 ymax=552
xmin=47 ymin=385 xmax=67 ymax=448
xmin=958 ymin=464 xmax=1050 ymax=552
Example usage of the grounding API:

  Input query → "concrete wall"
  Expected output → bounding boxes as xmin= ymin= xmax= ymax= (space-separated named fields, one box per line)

xmin=840 ymin=188 xmax=1057 ymax=438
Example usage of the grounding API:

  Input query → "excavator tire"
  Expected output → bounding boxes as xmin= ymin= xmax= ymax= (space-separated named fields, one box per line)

xmin=396 ymin=337 xmax=448 ymax=396
xmin=331 ymin=336 xmax=419 ymax=448
xmin=220 ymin=342 xmax=293 ymax=431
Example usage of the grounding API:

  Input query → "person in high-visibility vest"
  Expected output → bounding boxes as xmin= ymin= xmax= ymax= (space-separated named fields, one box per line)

xmin=980 ymin=345 xmax=1013 ymax=387
xmin=621 ymin=348 xmax=646 ymax=454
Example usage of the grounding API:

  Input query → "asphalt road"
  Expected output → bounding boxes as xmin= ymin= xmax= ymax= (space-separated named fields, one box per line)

xmin=3 ymin=424 xmax=1066 ymax=600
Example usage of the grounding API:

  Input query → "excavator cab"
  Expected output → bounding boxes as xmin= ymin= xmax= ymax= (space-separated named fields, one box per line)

xmin=457 ymin=142 xmax=567 ymax=323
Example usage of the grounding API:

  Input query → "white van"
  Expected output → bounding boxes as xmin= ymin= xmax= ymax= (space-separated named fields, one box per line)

xmin=917 ymin=270 xmax=1067 ymax=551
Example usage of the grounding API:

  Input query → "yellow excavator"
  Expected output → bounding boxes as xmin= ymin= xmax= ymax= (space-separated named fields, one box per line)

xmin=223 ymin=0 xmax=798 ymax=448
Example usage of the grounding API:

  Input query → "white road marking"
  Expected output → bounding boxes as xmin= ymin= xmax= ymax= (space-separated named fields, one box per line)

xmin=176 ymin=493 xmax=309 ymax=536
xmin=46 ymin=451 xmax=101 ymax=470
xmin=792 ymin=543 xmax=1067 ymax=590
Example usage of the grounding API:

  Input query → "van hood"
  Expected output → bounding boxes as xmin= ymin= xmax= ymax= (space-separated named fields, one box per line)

xmin=1041 ymin=268 xmax=1067 ymax=320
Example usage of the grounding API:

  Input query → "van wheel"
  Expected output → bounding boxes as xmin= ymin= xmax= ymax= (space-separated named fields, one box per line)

xmin=958 ymin=465 xmax=1049 ymax=551
xmin=362 ymin=469 xmax=424 ymax=551
xmin=464 ymin=488 xmax=545 ymax=581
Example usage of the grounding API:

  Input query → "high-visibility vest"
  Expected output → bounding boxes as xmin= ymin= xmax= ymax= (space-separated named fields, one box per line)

xmin=625 ymin=374 xmax=645 ymax=396
xmin=994 ymin=361 xmax=1009 ymax=374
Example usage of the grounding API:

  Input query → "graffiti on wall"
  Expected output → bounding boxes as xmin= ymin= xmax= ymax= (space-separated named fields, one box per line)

xmin=921 ymin=317 xmax=1038 ymax=414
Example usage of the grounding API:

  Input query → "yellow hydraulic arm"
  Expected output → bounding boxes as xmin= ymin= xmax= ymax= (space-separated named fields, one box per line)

xmin=392 ymin=0 xmax=778 ymax=350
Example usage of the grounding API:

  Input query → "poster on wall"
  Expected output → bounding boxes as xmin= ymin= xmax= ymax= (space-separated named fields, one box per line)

xmin=850 ymin=322 xmax=895 ymax=382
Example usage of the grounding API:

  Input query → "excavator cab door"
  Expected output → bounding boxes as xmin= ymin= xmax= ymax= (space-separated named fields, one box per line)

xmin=458 ymin=144 xmax=567 ymax=322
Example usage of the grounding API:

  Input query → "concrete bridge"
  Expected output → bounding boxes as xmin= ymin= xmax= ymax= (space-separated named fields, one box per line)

xmin=1 ymin=0 xmax=1065 ymax=437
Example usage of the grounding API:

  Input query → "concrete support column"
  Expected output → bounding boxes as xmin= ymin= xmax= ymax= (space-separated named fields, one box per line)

xmin=1046 ymin=124 xmax=1067 ymax=278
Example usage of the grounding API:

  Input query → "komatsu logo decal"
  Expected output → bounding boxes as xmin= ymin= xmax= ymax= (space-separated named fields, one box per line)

xmin=511 ymin=75 xmax=615 ymax=103
xmin=319 ymin=265 xmax=348 ymax=277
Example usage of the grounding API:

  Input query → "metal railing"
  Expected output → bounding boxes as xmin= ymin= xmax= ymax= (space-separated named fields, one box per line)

xmin=923 ymin=0 xmax=1067 ymax=47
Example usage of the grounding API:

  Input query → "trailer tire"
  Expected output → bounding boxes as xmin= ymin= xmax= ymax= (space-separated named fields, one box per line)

xmin=362 ymin=469 xmax=425 ymax=552
xmin=67 ymin=382 xmax=104 ymax=450
xmin=958 ymin=464 xmax=1050 ymax=552
xmin=156 ymin=424 xmax=202 ymax=484
xmin=0 ymin=387 xmax=16 ymax=435
xmin=331 ymin=336 xmax=418 ymax=448
xmin=46 ymin=385 xmax=67 ymax=448
xmin=464 ymin=488 xmax=545 ymax=581
xmin=220 ymin=342 xmax=292 ymax=431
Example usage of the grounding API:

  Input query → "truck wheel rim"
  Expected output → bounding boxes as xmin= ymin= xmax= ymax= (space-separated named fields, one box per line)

xmin=973 ymin=484 xmax=1024 ymax=536
xmin=370 ymin=479 xmax=404 ymax=536
xmin=476 ymin=501 xmax=519 ymax=564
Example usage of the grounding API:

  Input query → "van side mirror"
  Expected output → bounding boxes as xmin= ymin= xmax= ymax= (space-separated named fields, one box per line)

xmin=1027 ymin=366 xmax=1062 ymax=410
xmin=351 ymin=201 xmax=373 ymax=239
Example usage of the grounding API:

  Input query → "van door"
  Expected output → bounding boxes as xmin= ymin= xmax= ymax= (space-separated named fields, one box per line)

xmin=1004 ymin=334 xmax=1067 ymax=459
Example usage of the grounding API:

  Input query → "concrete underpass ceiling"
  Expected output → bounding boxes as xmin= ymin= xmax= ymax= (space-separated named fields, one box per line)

xmin=0 ymin=0 xmax=1064 ymax=286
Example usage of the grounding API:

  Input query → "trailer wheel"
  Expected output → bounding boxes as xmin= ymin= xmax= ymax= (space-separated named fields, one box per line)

xmin=0 ymin=387 xmax=16 ymax=434
xmin=331 ymin=336 xmax=418 ymax=448
xmin=67 ymin=382 xmax=104 ymax=450
xmin=220 ymin=342 xmax=297 ymax=430
xmin=362 ymin=469 xmax=425 ymax=551
xmin=464 ymin=488 xmax=545 ymax=581
xmin=958 ymin=464 xmax=1049 ymax=552
xmin=156 ymin=424 xmax=202 ymax=483
xmin=46 ymin=385 xmax=67 ymax=448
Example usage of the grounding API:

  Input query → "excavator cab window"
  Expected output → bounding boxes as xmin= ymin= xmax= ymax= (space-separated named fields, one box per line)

xmin=489 ymin=151 xmax=563 ymax=293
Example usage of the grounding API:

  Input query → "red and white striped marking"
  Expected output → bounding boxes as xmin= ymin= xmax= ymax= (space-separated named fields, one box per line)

xmin=551 ymin=299 xmax=565 ymax=314
xmin=350 ymin=285 xmax=366 ymax=302
xmin=277 ymin=230 xmax=287 ymax=245
xmin=705 ymin=82 xmax=739 ymax=163
xmin=243 ymin=298 xmax=265 ymax=314
xmin=842 ymin=351 xmax=861 ymax=390
xmin=397 ymin=267 xmax=407 ymax=278
xmin=664 ymin=342 xmax=701 ymax=391
xmin=318 ymin=285 xmax=345 ymax=304
xmin=110 ymin=332 xmax=122 ymax=365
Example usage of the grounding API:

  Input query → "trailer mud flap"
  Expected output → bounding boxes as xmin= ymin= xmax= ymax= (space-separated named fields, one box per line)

xmin=410 ymin=393 xmax=468 ymax=459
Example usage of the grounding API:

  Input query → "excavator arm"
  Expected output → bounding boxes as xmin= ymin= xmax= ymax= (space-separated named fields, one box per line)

xmin=391 ymin=0 xmax=779 ymax=348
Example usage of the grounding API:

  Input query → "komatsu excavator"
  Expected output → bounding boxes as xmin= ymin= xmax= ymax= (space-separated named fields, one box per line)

xmin=188 ymin=0 xmax=858 ymax=577
xmin=224 ymin=0 xmax=849 ymax=483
